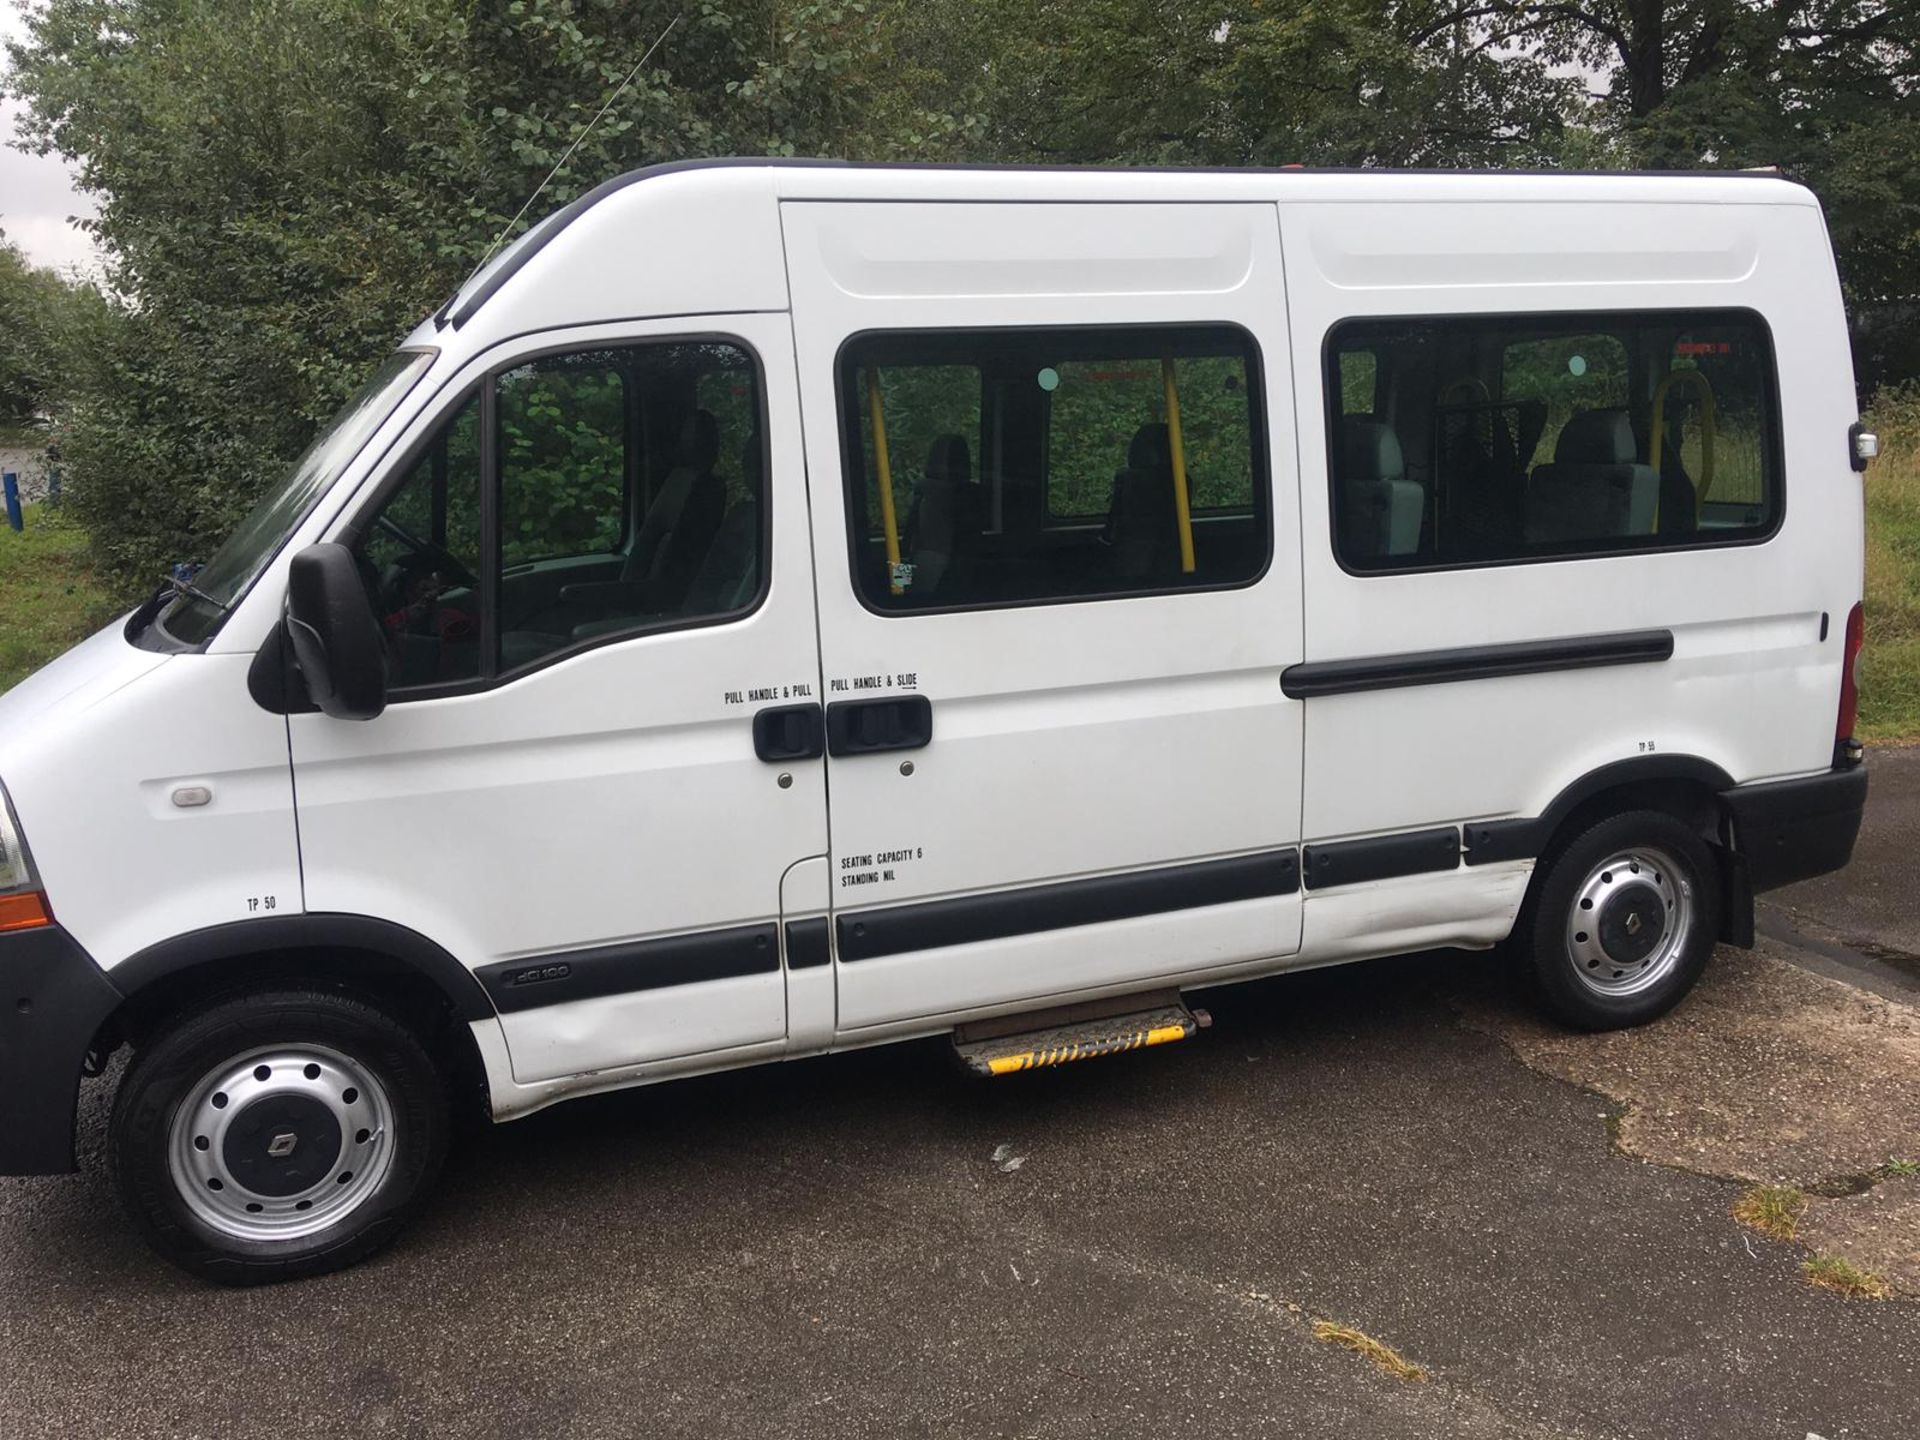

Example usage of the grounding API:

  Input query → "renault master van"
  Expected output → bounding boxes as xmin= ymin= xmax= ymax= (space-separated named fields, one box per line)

xmin=0 ymin=162 xmax=1871 ymax=1283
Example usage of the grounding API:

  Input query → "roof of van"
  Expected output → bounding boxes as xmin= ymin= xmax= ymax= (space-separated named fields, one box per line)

xmin=439 ymin=158 xmax=1817 ymax=330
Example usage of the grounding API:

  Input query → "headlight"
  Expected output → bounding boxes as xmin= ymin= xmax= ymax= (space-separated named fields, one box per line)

xmin=0 ymin=782 xmax=51 ymax=932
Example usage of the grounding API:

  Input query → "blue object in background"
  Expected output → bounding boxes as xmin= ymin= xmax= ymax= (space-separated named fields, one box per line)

xmin=3 ymin=472 xmax=21 ymax=532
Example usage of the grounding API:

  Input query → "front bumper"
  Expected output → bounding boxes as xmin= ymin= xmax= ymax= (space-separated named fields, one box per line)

xmin=1724 ymin=762 xmax=1869 ymax=894
xmin=0 ymin=926 xmax=123 ymax=1175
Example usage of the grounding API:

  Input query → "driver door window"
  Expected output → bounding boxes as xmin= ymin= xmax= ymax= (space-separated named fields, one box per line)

xmin=353 ymin=338 xmax=767 ymax=697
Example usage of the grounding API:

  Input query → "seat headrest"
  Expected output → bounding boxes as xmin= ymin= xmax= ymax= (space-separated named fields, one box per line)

xmin=676 ymin=410 xmax=720 ymax=470
xmin=1554 ymin=409 xmax=1636 ymax=466
xmin=1128 ymin=423 xmax=1171 ymax=471
xmin=1340 ymin=418 xmax=1405 ymax=483
xmin=925 ymin=433 xmax=971 ymax=485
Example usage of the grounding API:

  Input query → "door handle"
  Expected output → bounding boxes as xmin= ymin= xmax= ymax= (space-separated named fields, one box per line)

xmin=753 ymin=703 xmax=825 ymax=762
xmin=826 ymin=695 xmax=932 ymax=756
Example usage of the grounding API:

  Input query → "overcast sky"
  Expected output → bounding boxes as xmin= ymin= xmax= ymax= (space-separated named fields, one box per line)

xmin=0 ymin=3 xmax=100 ymax=278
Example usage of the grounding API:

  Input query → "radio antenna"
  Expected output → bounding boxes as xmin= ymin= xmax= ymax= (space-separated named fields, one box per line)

xmin=475 ymin=13 xmax=683 ymax=270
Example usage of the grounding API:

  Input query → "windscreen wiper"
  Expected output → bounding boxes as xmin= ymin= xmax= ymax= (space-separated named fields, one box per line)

xmin=165 ymin=571 xmax=229 ymax=613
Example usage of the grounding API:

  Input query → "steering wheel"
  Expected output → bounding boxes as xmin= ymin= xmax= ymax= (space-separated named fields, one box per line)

xmin=373 ymin=514 xmax=478 ymax=591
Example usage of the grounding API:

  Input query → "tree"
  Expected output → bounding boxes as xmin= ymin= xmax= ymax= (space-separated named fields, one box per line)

xmin=924 ymin=0 xmax=1582 ymax=169
xmin=4 ymin=0 xmax=968 ymax=582
xmin=0 ymin=232 xmax=98 ymax=424
xmin=1397 ymin=2 xmax=1920 ymax=307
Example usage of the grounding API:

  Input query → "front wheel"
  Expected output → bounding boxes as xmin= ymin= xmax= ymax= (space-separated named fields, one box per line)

xmin=109 ymin=988 xmax=449 ymax=1285
xmin=1525 ymin=810 xmax=1720 ymax=1031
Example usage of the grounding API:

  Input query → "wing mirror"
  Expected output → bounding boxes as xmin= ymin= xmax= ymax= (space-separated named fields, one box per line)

xmin=286 ymin=543 xmax=388 ymax=720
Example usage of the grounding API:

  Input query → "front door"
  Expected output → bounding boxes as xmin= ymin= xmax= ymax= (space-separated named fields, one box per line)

xmin=288 ymin=315 xmax=828 ymax=1085
xmin=785 ymin=201 xmax=1306 ymax=1035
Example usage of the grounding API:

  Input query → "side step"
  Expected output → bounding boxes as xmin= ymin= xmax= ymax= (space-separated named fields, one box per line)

xmin=952 ymin=994 xmax=1208 ymax=1078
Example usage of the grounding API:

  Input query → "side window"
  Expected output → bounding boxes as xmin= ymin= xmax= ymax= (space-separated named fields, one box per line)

xmin=842 ymin=326 xmax=1267 ymax=612
xmin=1327 ymin=310 xmax=1780 ymax=572
xmin=354 ymin=339 xmax=766 ymax=695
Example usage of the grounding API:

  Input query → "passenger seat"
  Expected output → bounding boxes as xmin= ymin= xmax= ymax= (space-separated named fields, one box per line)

xmin=1106 ymin=423 xmax=1181 ymax=580
xmin=1338 ymin=418 xmax=1424 ymax=560
xmin=1525 ymin=409 xmax=1658 ymax=544
xmin=906 ymin=434 xmax=984 ymax=596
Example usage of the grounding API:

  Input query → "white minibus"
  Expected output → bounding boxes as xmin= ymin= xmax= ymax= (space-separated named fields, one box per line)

xmin=0 ymin=162 xmax=1872 ymax=1282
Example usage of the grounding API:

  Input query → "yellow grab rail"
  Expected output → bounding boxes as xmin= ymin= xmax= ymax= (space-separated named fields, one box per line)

xmin=1651 ymin=369 xmax=1717 ymax=518
xmin=866 ymin=368 xmax=904 ymax=594
xmin=1162 ymin=357 xmax=1196 ymax=574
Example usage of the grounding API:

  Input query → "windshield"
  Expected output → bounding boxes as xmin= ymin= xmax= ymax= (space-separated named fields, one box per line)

xmin=158 ymin=349 xmax=437 ymax=645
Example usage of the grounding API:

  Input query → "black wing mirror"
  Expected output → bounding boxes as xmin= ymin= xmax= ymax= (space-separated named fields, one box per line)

xmin=286 ymin=543 xmax=388 ymax=721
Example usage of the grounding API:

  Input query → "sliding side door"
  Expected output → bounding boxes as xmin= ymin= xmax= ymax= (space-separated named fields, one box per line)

xmin=785 ymin=200 xmax=1305 ymax=1035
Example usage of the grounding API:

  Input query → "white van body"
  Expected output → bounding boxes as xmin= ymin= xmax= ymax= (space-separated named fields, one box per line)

xmin=0 ymin=163 xmax=1870 ymax=1280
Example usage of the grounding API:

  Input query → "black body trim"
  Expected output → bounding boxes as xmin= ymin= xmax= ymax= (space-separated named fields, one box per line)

xmin=784 ymin=917 xmax=831 ymax=970
xmin=1303 ymin=828 xmax=1460 ymax=890
xmin=1723 ymin=764 xmax=1869 ymax=893
xmin=1464 ymin=755 xmax=1738 ymax=865
xmin=474 ymin=924 xmax=779 ymax=1014
xmin=112 ymin=914 xmax=497 ymax=1023
xmin=835 ymin=848 xmax=1300 ymax=963
xmin=1282 ymin=629 xmax=1674 ymax=700
xmin=0 ymin=926 xmax=124 ymax=1175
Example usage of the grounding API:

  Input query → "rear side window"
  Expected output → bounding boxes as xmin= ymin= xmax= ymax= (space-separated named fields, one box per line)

xmin=840 ymin=326 xmax=1268 ymax=612
xmin=1326 ymin=310 xmax=1781 ymax=572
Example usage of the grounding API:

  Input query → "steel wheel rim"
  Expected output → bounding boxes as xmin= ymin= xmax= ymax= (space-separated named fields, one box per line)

xmin=1565 ymin=846 xmax=1695 ymax=999
xmin=167 ymin=1044 xmax=396 ymax=1243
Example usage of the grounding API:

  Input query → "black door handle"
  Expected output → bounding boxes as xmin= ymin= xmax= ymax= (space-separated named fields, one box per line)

xmin=753 ymin=703 xmax=825 ymax=762
xmin=826 ymin=695 xmax=932 ymax=756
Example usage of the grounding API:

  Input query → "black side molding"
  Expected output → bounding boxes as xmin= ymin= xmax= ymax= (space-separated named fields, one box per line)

xmin=1303 ymin=828 xmax=1459 ymax=890
xmin=784 ymin=917 xmax=831 ymax=970
xmin=1281 ymin=628 xmax=1674 ymax=699
xmin=475 ymin=924 xmax=780 ymax=1014
xmin=837 ymin=848 xmax=1299 ymax=963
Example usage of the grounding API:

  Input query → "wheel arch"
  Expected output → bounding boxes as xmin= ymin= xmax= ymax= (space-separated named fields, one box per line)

xmin=94 ymin=915 xmax=497 ymax=1117
xmin=1469 ymin=754 xmax=1749 ymax=946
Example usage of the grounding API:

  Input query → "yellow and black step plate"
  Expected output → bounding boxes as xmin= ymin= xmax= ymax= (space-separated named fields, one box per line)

xmin=953 ymin=1004 xmax=1199 ymax=1078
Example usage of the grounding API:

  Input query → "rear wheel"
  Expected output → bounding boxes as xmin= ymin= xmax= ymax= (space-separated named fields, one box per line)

xmin=1526 ymin=809 xmax=1719 ymax=1030
xmin=109 ymin=987 xmax=448 ymax=1285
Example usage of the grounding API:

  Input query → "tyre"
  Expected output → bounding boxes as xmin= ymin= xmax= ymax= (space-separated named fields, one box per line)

xmin=1524 ymin=809 xmax=1719 ymax=1031
xmin=109 ymin=987 xmax=449 ymax=1285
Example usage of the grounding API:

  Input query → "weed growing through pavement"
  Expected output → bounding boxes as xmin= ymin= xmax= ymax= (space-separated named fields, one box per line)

xmin=1311 ymin=1320 xmax=1429 ymax=1381
xmin=1732 ymin=1184 xmax=1808 ymax=1241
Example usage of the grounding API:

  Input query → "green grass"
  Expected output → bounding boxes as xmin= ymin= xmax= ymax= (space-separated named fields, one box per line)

xmin=1862 ymin=386 xmax=1920 ymax=743
xmin=0 ymin=504 xmax=124 ymax=695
